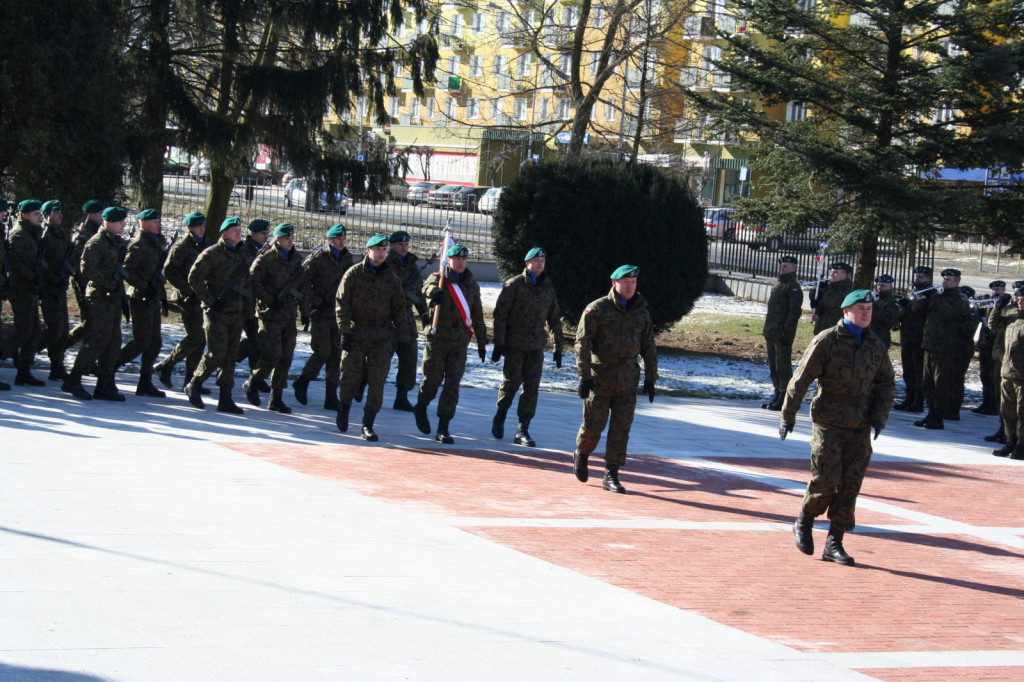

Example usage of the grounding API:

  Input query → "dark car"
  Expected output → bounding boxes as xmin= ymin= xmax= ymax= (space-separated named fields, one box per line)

xmin=236 ymin=166 xmax=274 ymax=186
xmin=428 ymin=184 xmax=463 ymax=208
xmin=408 ymin=181 xmax=442 ymax=206
xmin=452 ymin=186 xmax=490 ymax=212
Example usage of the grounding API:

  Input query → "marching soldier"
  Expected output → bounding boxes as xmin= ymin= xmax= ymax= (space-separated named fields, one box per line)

xmin=893 ymin=266 xmax=933 ymax=412
xmin=0 ymin=197 xmax=10 ymax=390
xmin=412 ymin=244 xmax=488 ymax=444
xmin=571 ymin=265 xmax=658 ymax=494
xmin=993 ymin=286 xmax=1024 ymax=459
xmin=809 ymin=262 xmax=854 ymax=334
xmin=62 ymin=206 xmax=130 ymax=401
xmin=244 ymin=223 xmax=305 ymax=413
xmin=335 ymin=234 xmax=409 ymax=440
xmin=761 ymin=255 xmax=803 ymax=411
xmin=183 ymin=216 xmax=251 ymax=414
xmin=783 ymin=290 xmax=895 ymax=566
xmin=869 ymin=274 xmax=900 ymax=349
xmin=490 ymin=246 xmax=564 ymax=446
xmin=118 ymin=209 xmax=168 ymax=397
xmin=155 ymin=212 xmax=210 ymax=390
xmin=293 ymin=223 xmax=354 ymax=410
xmin=385 ymin=230 xmax=430 ymax=412
xmin=7 ymin=200 xmax=46 ymax=386
xmin=38 ymin=201 xmax=72 ymax=381
xmin=973 ymin=280 xmax=1005 ymax=416
xmin=237 ymin=218 xmax=271 ymax=392
xmin=66 ymin=199 xmax=106 ymax=347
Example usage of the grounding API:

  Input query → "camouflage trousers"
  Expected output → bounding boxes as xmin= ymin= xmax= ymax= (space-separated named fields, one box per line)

xmin=340 ymin=337 xmax=393 ymax=415
xmin=990 ymin=353 xmax=1003 ymax=410
xmin=999 ymin=378 xmax=1024 ymax=440
xmin=922 ymin=350 xmax=958 ymax=415
xmin=391 ymin=308 xmax=419 ymax=392
xmin=251 ymin=315 xmax=297 ymax=391
xmin=39 ymin=287 xmax=70 ymax=368
xmin=195 ymin=310 xmax=244 ymax=389
xmin=119 ymin=297 xmax=162 ymax=376
xmin=8 ymin=288 xmax=41 ymax=366
xmin=71 ymin=293 xmax=122 ymax=376
xmin=764 ymin=338 xmax=794 ymax=394
xmin=162 ymin=301 xmax=205 ymax=377
xmin=417 ymin=337 xmax=469 ymax=419
xmin=299 ymin=309 xmax=341 ymax=385
xmin=236 ymin=314 xmax=262 ymax=368
xmin=576 ymin=362 xmax=640 ymax=469
xmin=801 ymin=423 xmax=873 ymax=532
xmin=496 ymin=347 xmax=544 ymax=420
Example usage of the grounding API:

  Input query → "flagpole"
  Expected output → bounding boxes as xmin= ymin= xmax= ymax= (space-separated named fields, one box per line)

xmin=431 ymin=218 xmax=454 ymax=334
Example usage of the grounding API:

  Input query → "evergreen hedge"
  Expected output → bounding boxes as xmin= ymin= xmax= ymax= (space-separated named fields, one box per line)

xmin=493 ymin=159 xmax=706 ymax=333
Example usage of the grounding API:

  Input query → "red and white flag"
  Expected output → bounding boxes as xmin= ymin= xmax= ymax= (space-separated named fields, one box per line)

xmin=436 ymin=227 xmax=473 ymax=339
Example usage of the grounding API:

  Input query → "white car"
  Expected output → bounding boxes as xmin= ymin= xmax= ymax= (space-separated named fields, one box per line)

xmin=189 ymin=159 xmax=210 ymax=181
xmin=284 ymin=178 xmax=347 ymax=213
xmin=477 ymin=187 xmax=503 ymax=215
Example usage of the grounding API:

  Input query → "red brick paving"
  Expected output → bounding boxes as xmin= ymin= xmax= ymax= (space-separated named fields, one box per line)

xmin=860 ymin=667 xmax=1024 ymax=681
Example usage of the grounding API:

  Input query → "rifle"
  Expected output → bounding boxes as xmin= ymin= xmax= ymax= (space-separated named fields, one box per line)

xmin=212 ymin=238 xmax=272 ymax=306
xmin=811 ymin=240 xmax=829 ymax=317
xmin=271 ymin=247 xmax=318 ymax=306
xmin=143 ymin=229 xmax=180 ymax=305
xmin=32 ymin=223 xmax=50 ymax=294
xmin=111 ymin=236 xmax=130 ymax=323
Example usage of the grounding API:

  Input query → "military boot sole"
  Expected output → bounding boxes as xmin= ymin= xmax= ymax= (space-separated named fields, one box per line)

xmin=94 ymin=392 xmax=126 ymax=402
xmin=435 ymin=432 xmax=454 ymax=444
xmin=136 ymin=386 xmax=167 ymax=398
xmin=61 ymin=382 xmax=93 ymax=401
xmin=217 ymin=402 xmax=244 ymax=415
xmin=514 ymin=432 xmax=536 ymax=447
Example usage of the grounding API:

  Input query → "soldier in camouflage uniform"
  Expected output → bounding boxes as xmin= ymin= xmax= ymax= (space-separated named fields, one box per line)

xmin=413 ymin=244 xmax=488 ymax=444
xmin=572 ymin=265 xmax=658 ymax=494
xmin=809 ymin=262 xmax=854 ymax=334
xmin=385 ymin=230 xmax=430 ymax=412
xmin=244 ymin=223 xmax=305 ymax=414
xmin=66 ymin=199 xmax=106 ymax=348
xmin=972 ymin=280 xmax=1005 ymax=416
xmin=869 ymin=274 xmax=900 ymax=349
xmin=984 ymin=283 xmax=1017 ymax=442
xmin=184 ymin=216 xmax=253 ymax=414
xmin=118 ymin=209 xmax=169 ymax=398
xmin=782 ymin=290 xmax=894 ymax=566
xmin=237 ymin=219 xmax=270 ymax=392
xmin=948 ymin=285 xmax=983 ymax=420
xmin=761 ymin=255 xmax=803 ymax=411
xmin=912 ymin=268 xmax=972 ymax=430
xmin=38 ymin=201 xmax=72 ymax=381
xmin=155 ymin=212 xmax=210 ymax=390
xmin=293 ymin=223 xmax=354 ymax=410
xmin=62 ymin=206 xmax=130 ymax=401
xmin=893 ymin=266 xmax=933 ymax=412
xmin=6 ymin=200 xmax=46 ymax=386
xmin=490 ymin=246 xmax=564 ymax=447
xmin=0 ymin=197 xmax=10 ymax=390
xmin=335 ymin=234 xmax=409 ymax=440
xmin=992 ymin=286 xmax=1024 ymax=459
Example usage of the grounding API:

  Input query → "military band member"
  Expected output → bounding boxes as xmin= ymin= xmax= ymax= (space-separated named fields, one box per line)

xmin=118 ymin=209 xmax=168 ymax=397
xmin=869 ymin=274 xmax=899 ymax=349
xmin=761 ymin=255 xmax=803 ymax=411
xmin=973 ymin=280 xmax=1005 ymax=416
xmin=572 ymin=265 xmax=658 ymax=494
xmin=809 ymin=262 xmax=854 ymax=334
xmin=386 ymin=230 xmax=430 ymax=412
xmin=237 ymin=218 xmax=271 ymax=392
xmin=783 ymin=290 xmax=894 ymax=566
xmin=490 ymin=246 xmax=564 ymax=447
xmin=985 ymin=282 xmax=1017 ymax=443
xmin=7 ymin=200 xmax=46 ymax=386
xmin=893 ymin=266 xmax=933 ymax=412
xmin=993 ymin=286 xmax=1024 ymax=459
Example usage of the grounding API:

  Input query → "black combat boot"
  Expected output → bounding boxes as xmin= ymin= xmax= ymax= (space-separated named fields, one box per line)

xmin=761 ymin=389 xmax=780 ymax=410
xmin=14 ymin=364 xmax=45 ymax=387
xmin=906 ymin=395 xmax=925 ymax=413
xmin=925 ymin=414 xmax=944 ymax=430
xmin=268 ymin=388 xmax=292 ymax=414
xmin=183 ymin=378 xmax=205 ymax=409
xmin=48 ymin=364 xmax=68 ymax=381
xmin=573 ymin=449 xmax=590 ymax=482
xmin=992 ymin=436 xmax=1017 ymax=457
xmin=602 ymin=466 xmax=626 ymax=494
xmin=1010 ymin=442 xmax=1024 ymax=461
xmin=944 ymin=410 xmax=960 ymax=421
xmin=793 ymin=512 xmax=814 ymax=555
xmin=514 ymin=420 xmax=536 ymax=447
xmin=822 ymin=526 xmax=854 ymax=566
xmin=156 ymin=359 xmax=174 ymax=389
xmin=136 ymin=375 xmax=166 ymax=398
xmin=93 ymin=375 xmax=125 ymax=402
xmin=292 ymin=376 xmax=310 ymax=406
xmin=413 ymin=396 xmax=431 ymax=434
xmin=392 ymin=389 xmax=414 ymax=412
xmin=361 ymin=412 xmax=379 ymax=441
xmin=61 ymin=372 xmax=92 ymax=401
xmin=766 ymin=393 xmax=784 ymax=411
xmin=217 ymin=386 xmax=244 ymax=414
xmin=984 ymin=419 xmax=1007 ymax=443
xmin=435 ymin=415 xmax=454 ymax=444
xmin=323 ymin=382 xmax=340 ymax=410
xmin=256 ymin=378 xmax=271 ymax=393
xmin=243 ymin=377 xmax=261 ymax=407
xmin=336 ymin=402 xmax=351 ymax=433
xmin=491 ymin=408 xmax=507 ymax=439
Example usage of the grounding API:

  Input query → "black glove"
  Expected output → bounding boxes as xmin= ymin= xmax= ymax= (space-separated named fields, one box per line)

xmin=554 ymin=350 xmax=562 ymax=369
xmin=779 ymin=422 xmax=795 ymax=441
xmin=578 ymin=378 xmax=594 ymax=400
xmin=491 ymin=345 xmax=504 ymax=363
xmin=896 ymin=297 xmax=910 ymax=308
xmin=122 ymin=299 xmax=131 ymax=323
xmin=478 ymin=343 xmax=487 ymax=362
xmin=643 ymin=379 xmax=655 ymax=403
xmin=421 ymin=311 xmax=432 ymax=328
xmin=429 ymin=290 xmax=444 ymax=307
xmin=300 ymin=313 xmax=310 ymax=331
xmin=341 ymin=334 xmax=354 ymax=352
xmin=872 ymin=419 xmax=883 ymax=441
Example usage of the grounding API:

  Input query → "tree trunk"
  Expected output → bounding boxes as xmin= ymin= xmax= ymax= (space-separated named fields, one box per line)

xmin=204 ymin=159 xmax=235 ymax=231
xmin=854 ymin=231 xmax=879 ymax=288
xmin=132 ymin=0 xmax=172 ymax=210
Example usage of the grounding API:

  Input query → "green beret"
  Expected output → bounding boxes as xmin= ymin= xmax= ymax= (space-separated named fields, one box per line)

xmin=388 ymin=230 xmax=410 ymax=243
xmin=41 ymin=200 xmax=62 ymax=215
xmin=779 ymin=256 xmax=798 ymax=264
xmin=184 ymin=211 xmax=205 ymax=227
xmin=273 ymin=222 xmax=294 ymax=238
xmin=102 ymin=206 xmax=127 ymax=222
xmin=874 ymin=274 xmax=894 ymax=284
xmin=525 ymin=247 xmax=547 ymax=261
xmin=959 ymin=286 xmax=975 ymax=297
xmin=990 ymin=280 xmax=1006 ymax=289
xmin=0 ymin=198 xmax=9 ymax=212
xmin=446 ymin=243 xmax=469 ymax=258
xmin=1015 ymin=287 xmax=1024 ymax=298
xmin=248 ymin=219 xmax=270 ymax=233
xmin=913 ymin=266 xmax=933 ymax=275
xmin=611 ymin=264 xmax=639 ymax=280
xmin=18 ymin=199 xmax=42 ymax=213
xmin=327 ymin=224 xmax=348 ymax=238
xmin=1014 ymin=280 xmax=1024 ymax=289
xmin=366 ymin=234 xmax=389 ymax=248
xmin=137 ymin=208 xmax=160 ymax=221
xmin=940 ymin=268 xmax=961 ymax=277
xmin=830 ymin=262 xmax=852 ymax=273
xmin=841 ymin=289 xmax=873 ymax=308
xmin=82 ymin=199 xmax=105 ymax=214
xmin=219 ymin=216 xmax=242 ymax=232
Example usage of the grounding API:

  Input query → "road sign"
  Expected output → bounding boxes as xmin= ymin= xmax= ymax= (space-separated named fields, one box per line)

xmin=355 ymin=153 xmax=367 ymax=162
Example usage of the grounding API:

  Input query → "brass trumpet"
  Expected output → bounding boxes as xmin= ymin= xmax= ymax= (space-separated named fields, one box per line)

xmin=968 ymin=297 xmax=999 ymax=309
xmin=908 ymin=285 xmax=939 ymax=300
xmin=800 ymin=277 xmax=828 ymax=288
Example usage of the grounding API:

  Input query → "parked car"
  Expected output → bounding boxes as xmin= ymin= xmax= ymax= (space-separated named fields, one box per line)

xmin=428 ymin=184 xmax=463 ymax=208
xmin=236 ymin=166 xmax=274 ymax=186
xmin=744 ymin=225 xmax=830 ymax=252
xmin=452 ymin=186 xmax=490 ymax=212
xmin=164 ymin=158 xmax=190 ymax=176
xmin=284 ymin=177 xmax=348 ymax=214
xmin=704 ymin=207 xmax=740 ymax=241
xmin=407 ymin=181 xmax=443 ymax=206
xmin=387 ymin=179 xmax=411 ymax=202
xmin=189 ymin=159 xmax=210 ymax=181
xmin=477 ymin=187 xmax=503 ymax=215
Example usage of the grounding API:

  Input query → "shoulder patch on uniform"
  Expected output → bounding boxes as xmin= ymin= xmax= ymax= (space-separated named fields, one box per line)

xmin=811 ymin=337 xmax=820 ymax=345
xmin=342 ymin=273 xmax=350 ymax=280
xmin=584 ymin=307 xmax=594 ymax=314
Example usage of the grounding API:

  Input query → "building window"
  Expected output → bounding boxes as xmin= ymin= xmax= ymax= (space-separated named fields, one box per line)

xmin=517 ymin=53 xmax=533 ymax=78
xmin=389 ymin=96 xmax=400 ymax=118
xmin=593 ymin=5 xmax=605 ymax=28
xmin=556 ymin=97 xmax=571 ymax=120
xmin=489 ymin=98 xmax=501 ymax=120
xmin=538 ymin=98 xmax=550 ymax=122
xmin=786 ymin=101 xmax=807 ymax=121
xmin=472 ymin=11 xmax=485 ymax=34
xmin=496 ymin=11 xmax=509 ymax=34
xmin=410 ymin=97 xmax=421 ymax=120
xmin=425 ymin=96 xmax=435 ymax=119
xmin=466 ymin=98 xmax=480 ymax=120
xmin=513 ymin=97 xmax=531 ymax=121
xmin=604 ymin=101 xmax=616 ymax=121
xmin=444 ymin=97 xmax=457 ymax=120
xmin=494 ymin=54 xmax=510 ymax=90
xmin=469 ymin=55 xmax=483 ymax=78
xmin=588 ymin=52 xmax=599 ymax=76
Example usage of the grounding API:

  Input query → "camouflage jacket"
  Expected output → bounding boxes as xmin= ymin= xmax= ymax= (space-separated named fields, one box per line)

xmin=914 ymin=287 xmax=973 ymax=354
xmin=165 ymin=233 xmax=209 ymax=302
xmin=422 ymin=266 xmax=488 ymax=345
xmin=80 ymin=229 xmax=127 ymax=300
xmin=335 ymin=256 xmax=409 ymax=344
xmin=189 ymin=239 xmax=252 ymax=315
xmin=869 ymin=290 xmax=901 ymax=349
xmin=69 ymin=218 xmax=102 ymax=287
xmin=493 ymin=268 xmax=564 ymax=353
xmin=303 ymin=245 xmax=354 ymax=315
xmin=575 ymin=289 xmax=658 ymax=383
xmin=122 ymin=231 xmax=168 ymax=301
xmin=988 ymin=296 xmax=1017 ymax=362
xmin=782 ymin=321 xmax=895 ymax=430
xmin=251 ymin=243 xmax=305 ymax=321
xmin=40 ymin=223 xmax=71 ymax=289
xmin=1001 ymin=313 xmax=1024 ymax=380
xmin=386 ymin=249 xmax=429 ymax=318
xmin=898 ymin=283 xmax=933 ymax=345
xmin=810 ymin=279 xmax=853 ymax=334
xmin=762 ymin=272 xmax=803 ymax=342
xmin=7 ymin=218 xmax=44 ymax=292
